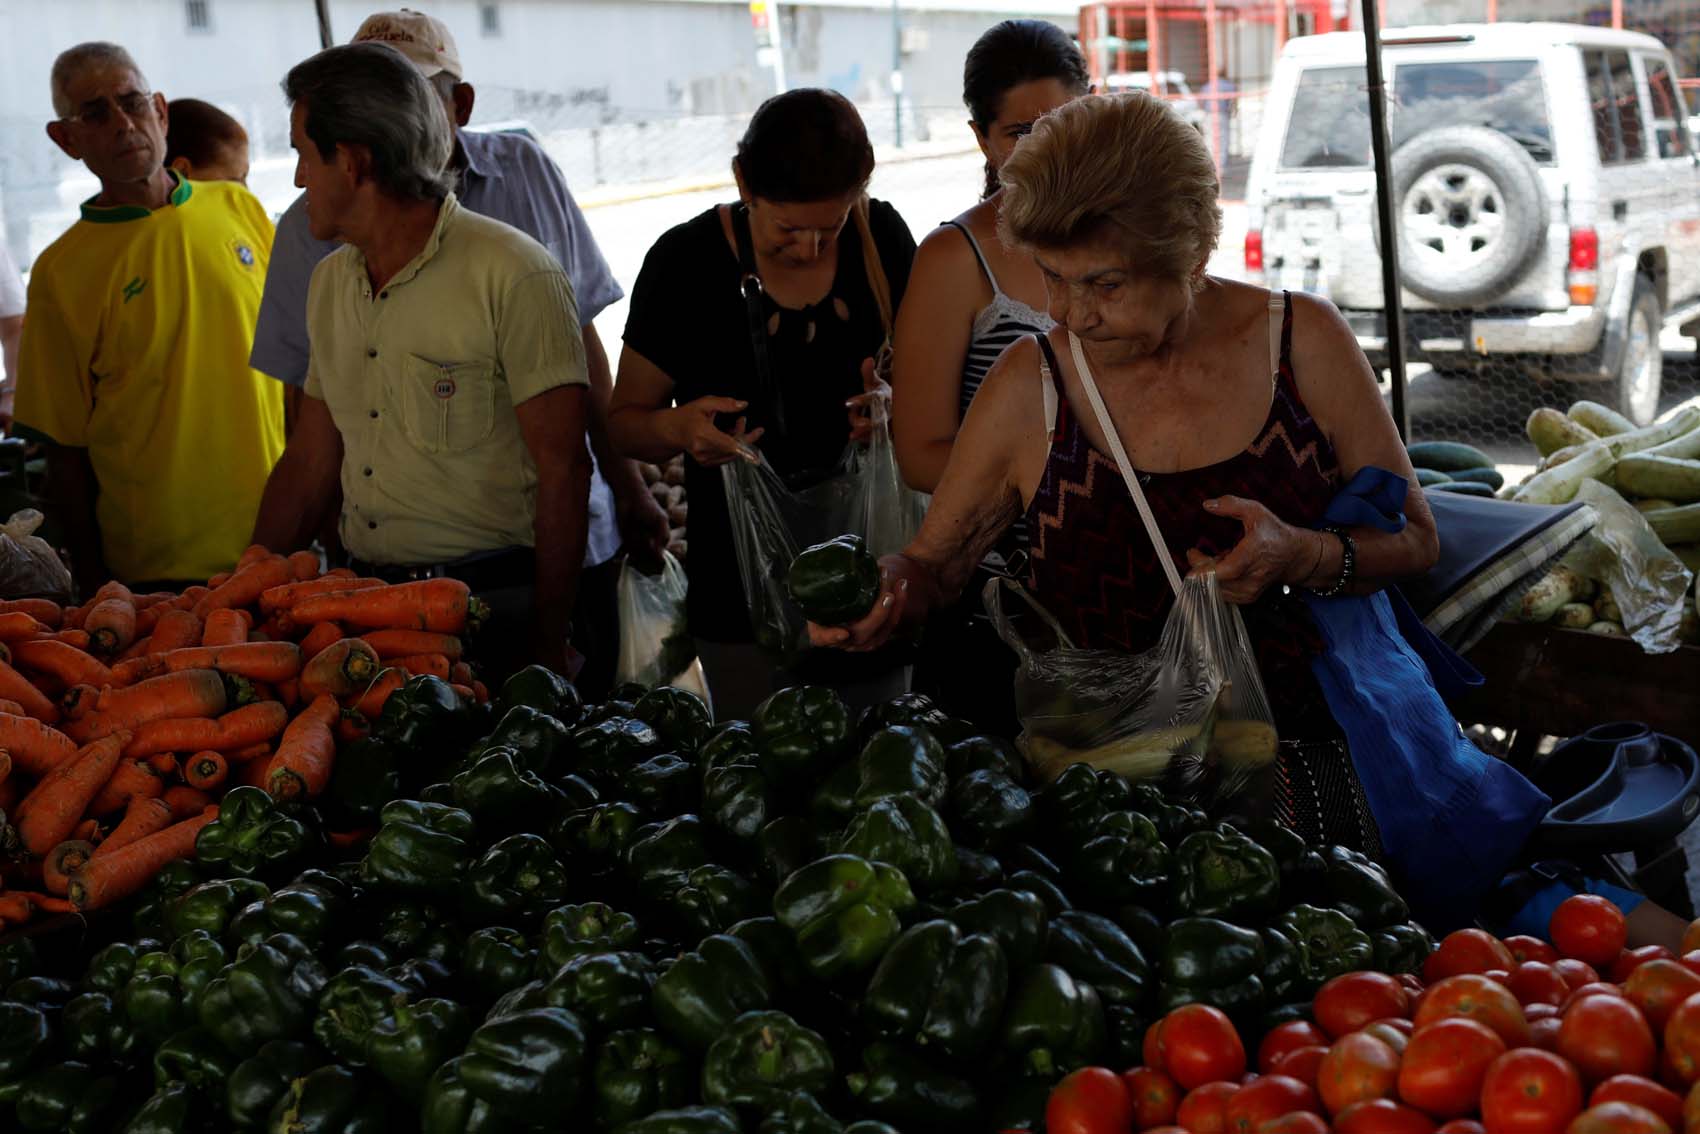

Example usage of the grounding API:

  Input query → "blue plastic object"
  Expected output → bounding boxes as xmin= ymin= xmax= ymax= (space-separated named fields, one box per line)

xmin=1528 ymin=723 xmax=1700 ymax=855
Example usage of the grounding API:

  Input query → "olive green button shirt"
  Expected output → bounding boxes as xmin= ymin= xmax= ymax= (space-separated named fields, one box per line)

xmin=305 ymin=194 xmax=586 ymax=565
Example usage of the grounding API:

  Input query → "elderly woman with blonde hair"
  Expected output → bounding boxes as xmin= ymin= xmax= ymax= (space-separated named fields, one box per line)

xmin=815 ymin=91 xmax=1445 ymax=853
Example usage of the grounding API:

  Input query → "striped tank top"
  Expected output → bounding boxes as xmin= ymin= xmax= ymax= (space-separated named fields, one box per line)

xmin=945 ymin=221 xmax=1053 ymax=556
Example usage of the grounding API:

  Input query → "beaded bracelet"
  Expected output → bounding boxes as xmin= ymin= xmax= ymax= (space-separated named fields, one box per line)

xmin=1309 ymin=526 xmax=1356 ymax=598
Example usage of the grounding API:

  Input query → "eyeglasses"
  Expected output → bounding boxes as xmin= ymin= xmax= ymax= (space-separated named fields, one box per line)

xmin=63 ymin=91 xmax=155 ymax=128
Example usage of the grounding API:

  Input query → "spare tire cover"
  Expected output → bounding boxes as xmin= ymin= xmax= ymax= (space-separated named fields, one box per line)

xmin=1377 ymin=126 xmax=1547 ymax=306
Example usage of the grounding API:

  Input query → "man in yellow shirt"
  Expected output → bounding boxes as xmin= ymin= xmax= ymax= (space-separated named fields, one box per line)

xmin=15 ymin=42 xmax=284 ymax=592
xmin=252 ymin=42 xmax=591 ymax=677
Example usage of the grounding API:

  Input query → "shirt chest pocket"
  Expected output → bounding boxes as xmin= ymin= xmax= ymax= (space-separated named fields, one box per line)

xmin=398 ymin=355 xmax=498 ymax=453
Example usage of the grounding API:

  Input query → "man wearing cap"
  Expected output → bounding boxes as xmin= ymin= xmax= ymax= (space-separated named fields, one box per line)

xmin=251 ymin=8 xmax=660 ymax=695
xmin=16 ymin=42 xmax=283 ymax=592
xmin=251 ymin=41 xmax=589 ymax=679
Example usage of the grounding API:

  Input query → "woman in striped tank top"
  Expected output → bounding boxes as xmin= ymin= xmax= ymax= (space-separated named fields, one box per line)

xmin=890 ymin=20 xmax=1087 ymax=731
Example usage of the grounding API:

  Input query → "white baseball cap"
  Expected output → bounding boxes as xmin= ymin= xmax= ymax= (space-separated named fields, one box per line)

xmin=352 ymin=9 xmax=463 ymax=81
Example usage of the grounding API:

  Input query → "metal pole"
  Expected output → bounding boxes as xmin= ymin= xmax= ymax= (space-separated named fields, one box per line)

xmin=314 ymin=0 xmax=334 ymax=49
xmin=892 ymin=0 xmax=902 ymax=148
xmin=769 ymin=2 xmax=788 ymax=93
xmin=1361 ymin=0 xmax=1409 ymax=440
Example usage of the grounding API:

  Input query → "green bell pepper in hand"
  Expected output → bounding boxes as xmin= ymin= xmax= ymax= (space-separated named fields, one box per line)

xmin=773 ymin=854 xmax=916 ymax=980
xmin=360 ymin=800 xmax=477 ymax=894
xmin=1000 ymin=963 xmax=1107 ymax=1079
xmin=463 ymin=927 xmax=538 ymax=1000
xmin=1372 ymin=922 xmax=1436 ymax=976
xmin=552 ymin=802 xmax=646 ymax=878
xmin=153 ymin=1026 xmax=239 ymax=1094
xmin=498 ymin=664 xmax=582 ymax=725
xmin=614 ymin=1106 xmax=743 ymax=1134
xmin=1158 ymin=917 xmax=1268 ymax=1019
xmin=420 ymin=1056 xmax=522 ymax=1134
xmin=854 ymin=726 xmax=947 ymax=808
xmin=944 ymin=770 xmax=1033 ymax=850
xmin=1323 ymin=845 xmax=1409 ymax=929
xmin=458 ymin=1006 xmax=590 ymax=1120
xmin=166 ymin=877 xmax=270 ymax=940
xmin=702 ymin=1009 xmax=834 ymax=1110
xmin=1277 ymin=903 xmax=1375 ymax=988
xmin=1043 ymin=910 xmax=1151 ymax=1008
xmin=193 ymin=786 xmax=315 ymax=878
xmin=61 ymin=991 xmax=141 ymax=1067
xmin=465 ymin=833 xmax=570 ymax=922
xmin=787 ymin=534 xmax=881 ymax=626
xmin=539 ymin=903 xmax=642 ymax=972
xmin=949 ymin=888 xmax=1049 ymax=969
xmin=633 ymin=686 xmax=713 ymax=754
xmin=367 ymin=996 xmax=472 ymax=1099
xmin=1071 ymin=809 xmax=1171 ymax=907
xmin=846 ymin=1041 xmax=980 ymax=1130
xmin=224 ymin=1039 xmax=322 ymax=1129
xmin=671 ymin=864 xmax=764 ymax=938
xmin=1171 ymin=827 xmax=1282 ymax=924
xmin=594 ymin=1027 xmax=692 ymax=1128
xmin=541 ymin=950 xmax=654 ymax=1032
xmin=312 ymin=964 xmax=413 ymax=1064
xmin=265 ymin=1064 xmax=389 ymax=1133
xmin=13 ymin=1062 xmax=117 ymax=1134
xmin=839 ymin=794 xmax=958 ymax=893
xmin=753 ymin=686 xmax=853 ymax=788
xmin=653 ymin=934 xmax=774 ymax=1052
xmin=197 ymin=933 xmax=329 ymax=1055
xmin=862 ymin=919 xmax=1008 ymax=1064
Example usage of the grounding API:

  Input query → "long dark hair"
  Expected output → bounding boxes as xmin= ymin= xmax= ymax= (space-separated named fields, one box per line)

xmin=964 ymin=20 xmax=1089 ymax=199
xmin=735 ymin=88 xmax=875 ymax=203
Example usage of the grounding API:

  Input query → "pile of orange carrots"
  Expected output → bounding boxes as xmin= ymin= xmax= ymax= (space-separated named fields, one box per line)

xmin=0 ymin=544 xmax=485 ymax=931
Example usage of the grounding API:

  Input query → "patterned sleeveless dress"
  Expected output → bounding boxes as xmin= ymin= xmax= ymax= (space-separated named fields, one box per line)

xmin=1025 ymin=293 xmax=1380 ymax=852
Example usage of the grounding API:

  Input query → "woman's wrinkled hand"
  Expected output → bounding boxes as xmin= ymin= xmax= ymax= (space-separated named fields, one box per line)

xmin=846 ymin=358 xmax=889 ymax=444
xmin=807 ymin=555 xmax=914 ymax=652
xmin=672 ymin=396 xmax=763 ymax=467
xmin=1186 ymin=495 xmax=1314 ymax=604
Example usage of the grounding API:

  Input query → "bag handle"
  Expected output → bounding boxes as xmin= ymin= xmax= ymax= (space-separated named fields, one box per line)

xmin=732 ymin=203 xmax=787 ymax=440
xmin=853 ymin=195 xmax=894 ymax=340
xmin=1066 ymin=331 xmax=1185 ymax=599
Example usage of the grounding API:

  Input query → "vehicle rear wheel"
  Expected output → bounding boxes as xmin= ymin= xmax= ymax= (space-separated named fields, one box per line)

xmin=1379 ymin=127 xmax=1547 ymax=306
xmin=1611 ymin=282 xmax=1663 ymax=427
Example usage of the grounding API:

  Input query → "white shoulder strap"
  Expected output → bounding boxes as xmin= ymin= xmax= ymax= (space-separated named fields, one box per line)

xmin=1067 ymin=332 xmax=1184 ymax=599
xmin=1034 ymin=335 xmax=1060 ymax=436
xmin=1268 ymin=291 xmax=1285 ymax=380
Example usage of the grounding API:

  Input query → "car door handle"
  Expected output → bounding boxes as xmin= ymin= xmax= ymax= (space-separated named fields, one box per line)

xmin=1613 ymin=200 xmax=1630 ymax=220
xmin=1336 ymin=187 xmax=1372 ymax=196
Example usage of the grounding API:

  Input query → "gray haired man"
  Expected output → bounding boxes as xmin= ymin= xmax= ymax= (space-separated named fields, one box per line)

xmin=251 ymin=42 xmax=590 ymax=680
xmin=252 ymin=9 xmax=663 ymax=694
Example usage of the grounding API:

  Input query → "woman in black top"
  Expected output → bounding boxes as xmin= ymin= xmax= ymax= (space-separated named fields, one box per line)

xmin=610 ymin=89 xmax=918 ymax=718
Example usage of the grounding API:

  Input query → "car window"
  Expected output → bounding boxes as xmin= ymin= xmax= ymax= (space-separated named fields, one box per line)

xmin=1389 ymin=59 xmax=1554 ymax=163
xmin=1643 ymin=56 xmax=1689 ymax=159
xmin=1279 ymin=66 xmax=1373 ymax=168
xmin=1610 ymin=52 xmax=1647 ymax=160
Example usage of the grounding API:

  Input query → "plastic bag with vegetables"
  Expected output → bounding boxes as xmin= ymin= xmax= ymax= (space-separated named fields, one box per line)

xmin=1559 ymin=481 xmax=1692 ymax=653
xmin=984 ymin=571 xmax=1278 ymax=807
xmin=614 ymin=551 xmax=712 ymax=710
xmin=0 ymin=510 xmax=72 ymax=601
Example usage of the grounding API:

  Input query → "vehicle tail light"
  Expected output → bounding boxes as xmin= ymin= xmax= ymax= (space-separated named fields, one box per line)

xmin=1245 ymin=229 xmax=1264 ymax=275
xmin=1568 ymin=226 xmax=1598 ymax=305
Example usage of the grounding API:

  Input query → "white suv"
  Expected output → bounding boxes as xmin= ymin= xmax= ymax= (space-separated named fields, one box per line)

xmin=1243 ymin=23 xmax=1700 ymax=425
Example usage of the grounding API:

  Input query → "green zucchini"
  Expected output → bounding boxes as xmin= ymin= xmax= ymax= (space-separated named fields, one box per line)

xmin=1449 ymin=466 xmax=1505 ymax=490
xmin=1603 ymin=406 xmax=1700 ymax=460
xmin=1513 ymin=440 xmax=1614 ymax=505
xmin=1567 ymin=400 xmax=1637 ymax=437
xmin=1642 ymin=422 xmax=1700 ymax=460
xmin=1645 ymin=503 xmax=1700 ymax=546
xmin=1407 ymin=440 xmax=1493 ymax=473
xmin=1526 ymin=408 xmax=1598 ymax=457
xmin=1414 ymin=468 xmax=1453 ymax=487
xmin=1615 ymin=455 xmax=1700 ymax=503
xmin=1431 ymin=481 xmax=1496 ymax=497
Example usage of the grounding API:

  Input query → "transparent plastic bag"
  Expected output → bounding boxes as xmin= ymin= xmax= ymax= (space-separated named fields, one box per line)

xmin=984 ymin=572 xmax=1279 ymax=805
xmin=1563 ymin=480 xmax=1692 ymax=654
xmin=0 ymin=510 xmax=72 ymax=601
xmin=846 ymin=389 xmax=927 ymax=558
xmin=614 ymin=551 xmax=711 ymax=709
